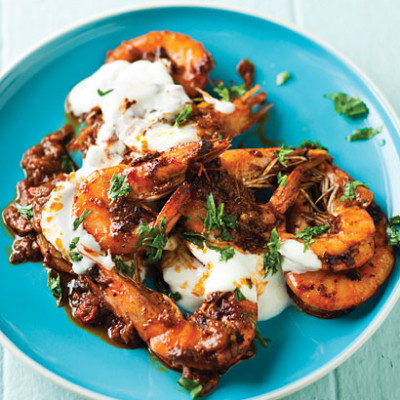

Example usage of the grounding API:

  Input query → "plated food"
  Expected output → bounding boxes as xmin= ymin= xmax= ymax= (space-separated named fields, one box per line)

xmin=2 ymin=30 xmax=397 ymax=398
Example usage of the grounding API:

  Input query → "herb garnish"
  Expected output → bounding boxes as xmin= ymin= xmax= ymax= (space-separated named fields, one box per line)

xmin=135 ymin=216 xmax=168 ymax=264
xmin=174 ymin=105 xmax=192 ymax=127
xmin=154 ymin=276 xmax=182 ymax=301
xmin=15 ymin=202 xmax=33 ymax=220
xmin=294 ymin=225 xmax=329 ymax=251
xmin=275 ymin=145 xmax=294 ymax=167
xmin=207 ymin=243 xmax=235 ymax=262
xmin=69 ymin=237 xmax=83 ymax=262
xmin=263 ymin=228 xmax=281 ymax=277
xmin=178 ymin=378 xmax=202 ymax=400
xmin=299 ymin=139 xmax=328 ymax=151
xmin=277 ymin=171 xmax=287 ymax=187
xmin=114 ymin=257 xmax=135 ymax=278
xmin=47 ymin=270 xmax=62 ymax=306
xmin=60 ymin=154 xmax=76 ymax=173
xmin=108 ymin=173 xmax=132 ymax=204
xmin=73 ymin=209 xmax=92 ymax=231
xmin=338 ymin=180 xmax=369 ymax=202
xmin=386 ymin=216 xmax=400 ymax=246
xmin=346 ymin=126 xmax=383 ymax=142
xmin=234 ymin=287 xmax=246 ymax=301
xmin=202 ymin=193 xmax=237 ymax=241
xmin=276 ymin=71 xmax=291 ymax=86
xmin=245 ymin=312 xmax=271 ymax=348
xmin=181 ymin=232 xmax=207 ymax=248
xmin=325 ymin=92 xmax=369 ymax=118
xmin=213 ymin=82 xmax=246 ymax=101
xmin=97 ymin=88 xmax=114 ymax=96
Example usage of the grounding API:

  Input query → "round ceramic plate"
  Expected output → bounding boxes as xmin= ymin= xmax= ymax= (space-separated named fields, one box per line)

xmin=1 ymin=4 xmax=400 ymax=400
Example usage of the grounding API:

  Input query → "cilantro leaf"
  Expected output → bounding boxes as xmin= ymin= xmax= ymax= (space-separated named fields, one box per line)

xmin=154 ymin=276 xmax=182 ymax=301
xmin=207 ymin=243 xmax=235 ymax=262
xmin=47 ymin=270 xmax=62 ymax=305
xmin=73 ymin=209 xmax=92 ymax=231
xmin=15 ymin=202 xmax=33 ymax=220
xmin=276 ymin=71 xmax=291 ymax=86
xmin=277 ymin=171 xmax=287 ymax=187
xmin=181 ymin=232 xmax=207 ymax=248
xmin=263 ymin=228 xmax=281 ymax=277
xmin=97 ymin=88 xmax=114 ymax=96
xmin=339 ymin=180 xmax=369 ymax=202
xmin=294 ymin=225 xmax=329 ymax=251
xmin=275 ymin=145 xmax=294 ymax=167
xmin=135 ymin=216 xmax=168 ymax=264
xmin=69 ymin=237 xmax=83 ymax=262
xmin=114 ymin=257 xmax=135 ymax=278
xmin=178 ymin=378 xmax=202 ymax=400
xmin=234 ymin=287 xmax=246 ymax=301
xmin=174 ymin=105 xmax=192 ymax=127
xmin=108 ymin=173 xmax=132 ymax=204
xmin=202 ymin=193 xmax=237 ymax=241
xmin=325 ymin=92 xmax=369 ymax=118
xmin=386 ymin=224 xmax=400 ymax=246
xmin=347 ymin=126 xmax=383 ymax=142
xmin=389 ymin=216 xmax=400 ymax=225
xmin=299 ymin=139 xmax=328 ymax=151
xmin=213 ymin=82 xmax=246 ymax=101
xmin=60 ymin=154 xmax=76 ymax=173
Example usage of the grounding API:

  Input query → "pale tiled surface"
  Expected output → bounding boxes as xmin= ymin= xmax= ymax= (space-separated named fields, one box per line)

xmin=1 ymin=1 xmax=400 ymax=399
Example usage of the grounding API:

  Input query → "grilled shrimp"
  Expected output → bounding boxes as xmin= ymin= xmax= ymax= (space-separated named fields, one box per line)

xmin=282 ymin=161 xmax=376 ymax=272
xmin=86 ymin=264 xmax=257 ymax=393
xmin=106 ymin=30 xmax=214 ymax=98
xmin=73 ymin=140 xmax=228 ymax=254
xmin=285 ymin=206 xmax=394 ymax=318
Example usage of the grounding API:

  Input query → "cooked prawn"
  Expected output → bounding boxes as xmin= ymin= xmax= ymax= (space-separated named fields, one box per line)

xmin=86 ymin=264 xmax=257 ymax=389
xmin=281 ymin=161 xmax=376 ymax=272
xmin=73 ymin=140 xmax=228 ymax=254
xmin=285 ymin=207 xmax=394 ymax=317
xmin=106 ymin=30 xmax=214 ymax=98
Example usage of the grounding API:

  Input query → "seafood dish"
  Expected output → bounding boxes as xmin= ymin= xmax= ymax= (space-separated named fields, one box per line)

xmin=2 ymin=30 xmax=397 ymax=398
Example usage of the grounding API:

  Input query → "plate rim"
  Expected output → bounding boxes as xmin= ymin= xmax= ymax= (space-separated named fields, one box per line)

xmin=1 ymin=3 xmax=400 ymax=400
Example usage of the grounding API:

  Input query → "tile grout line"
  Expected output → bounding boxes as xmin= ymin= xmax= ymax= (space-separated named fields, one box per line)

xmin=291 ymin=0 xmax=304 ymax=28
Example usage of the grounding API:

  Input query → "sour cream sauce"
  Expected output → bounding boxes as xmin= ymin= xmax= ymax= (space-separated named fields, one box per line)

xmin=163 ymin=243 xmax=291 ymax=321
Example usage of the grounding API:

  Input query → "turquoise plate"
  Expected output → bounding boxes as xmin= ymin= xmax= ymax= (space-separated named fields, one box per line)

xmin=1 ymin=4 xmax=399 ymax=400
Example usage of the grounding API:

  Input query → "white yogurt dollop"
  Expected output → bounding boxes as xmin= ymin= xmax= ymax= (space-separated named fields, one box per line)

xmin=279 ymin=239 xmax=322 ymax=273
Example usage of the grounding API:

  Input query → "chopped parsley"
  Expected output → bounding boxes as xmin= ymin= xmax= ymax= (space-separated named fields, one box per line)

xmin=97 ymin=88 xmax=114 ymax=96
xmin=73 ymin=209 xmax=92 ymax=231
xmin=234 ymin=287 xmax=246 ymax=301
xmin=154 ymin=277 xmax=182 ymax=302
xmin=69 ymin=237 xmax=83 ymax=262
xmin=114 ymin=257 xmax=135 ymax=278
xmin=276 ymin=71 xmax=291 ymax=86
xmin=47 ymin=270 xmax=62 ymax=305
xmin=386 ymin=216 xmax=400 ymax=246
xmin=135 ymin=216 xmax=168 ymax=264
xmin=207 ymin=243 xmax=235 ymax=262
xmin=339 ymin=180 xmax=369 ymax=202
xmin=294 ymin=225 xmax=329 ymax=251
xmin=346 ymin=126 xmax=383 ymax=142
xmin=60 ymin=154 xmax=76 ymax=173
xmin=108 ymin=173 xmax=132 ymax=204
xmin=277 ymin=171 xmax=287 ymax=187
xmin=202 ymin=193 xmax=237 ymax=241
xmin=178 ymin=378 xmax=202 ymax=400
xmin=213 ymin=82 xmax=246 ymax=101
xmin=299 ymin=139 xmax=328 ymax=151
xmin=15 ymin=202 xmax=33 ymax=220
xmin=325 ymin=92 xmax=369 ymax=118
xmin=181 ymin=232 xmax=207 ymax=248
xmin=245 ymin=312 xmax=271 ymax=348
xmin=174 ymin=105 xmax=192 ymax=127
xmin=263 ymin=228 xmax=281 ymax=277
xmin=275 ymin=145 xmax=294 ymax=167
